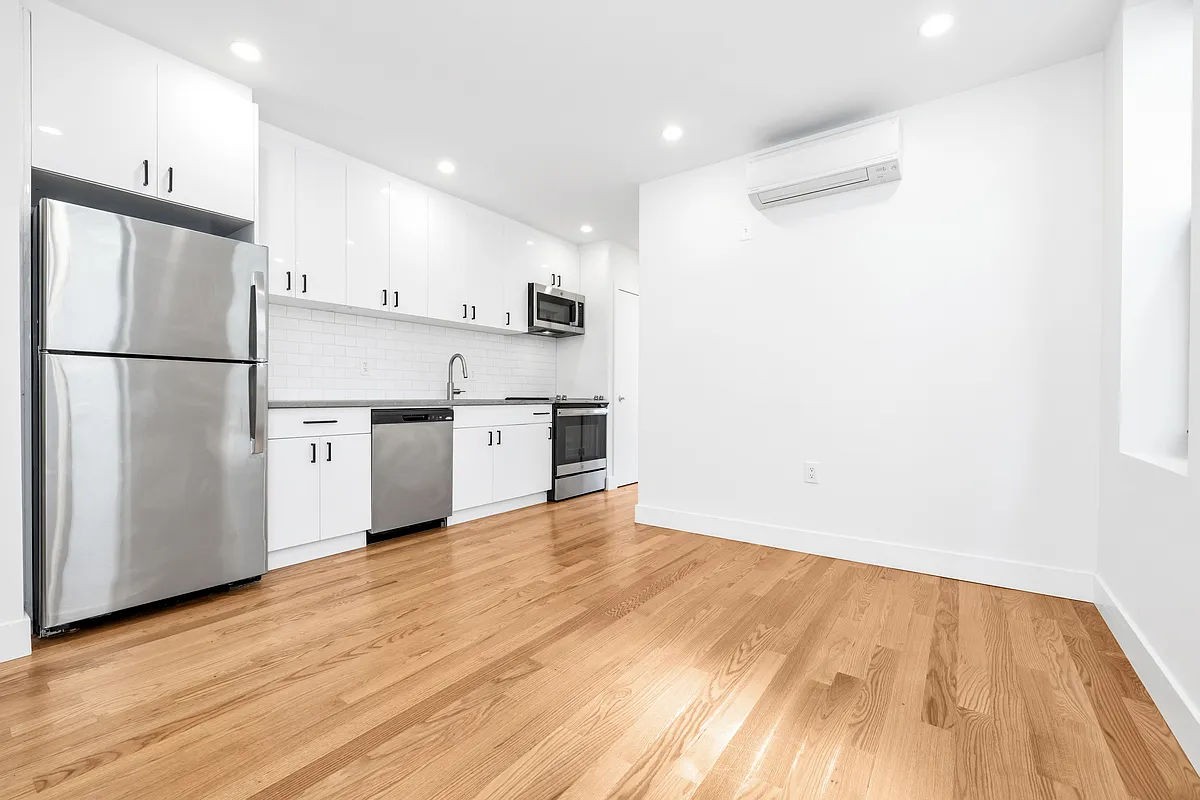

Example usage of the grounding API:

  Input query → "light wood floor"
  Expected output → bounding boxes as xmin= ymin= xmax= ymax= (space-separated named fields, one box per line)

xmin=2 ymin=487 xmax=1197 ymax=799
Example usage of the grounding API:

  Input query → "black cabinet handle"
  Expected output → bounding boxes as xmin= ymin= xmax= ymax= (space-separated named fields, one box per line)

xmin=166 ymin=166 xmax=174 ymax=193
xmin=557 ymin=275 xmax=562 ymax=287
xmin=393 ymin=290 xmax=399 ymax=308
xmin=496 ymin=429 xmax=502 ymax=445
xmin=550 ymin=273 xmax=556 ymax=286
xmin=310 ymin=442 xmax=317 ymax=463
xmin=326 ymin=442 xmax=332 ymax=462
xmin=301 ymin=274 xmax=308 ymax=294
xmin=488 ymin=430 xmax=493 ymax=446
xmin=286 ymin=271 xmax=292 ymax=291
xmin=548 ymin=426 xmax=552 ymax=439
xmin=141 ymin=159 xmax=149 ymax=187
xmin=506 ymin=311 xmax=511 ymax=326
xmin=302 ymin=419 xmax=339 ymax=425
xmin=462 ymin=304 xmax=468 ymax=319
xmin=471 ymin=305 xmax=476 ymax=320
xmin=382 ymin=289 xmax=388 ymax=306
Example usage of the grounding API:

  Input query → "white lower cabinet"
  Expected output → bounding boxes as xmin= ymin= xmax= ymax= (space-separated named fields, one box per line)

xmin=453 ymin=409 xmax=553 ymax=512
xmin=266 ymin=437 xmax=321 ymax=550
xmin=267 ymin=410 xmax=371 ymax=554
xmin=493 ymin=423 xmax=553 ymax=501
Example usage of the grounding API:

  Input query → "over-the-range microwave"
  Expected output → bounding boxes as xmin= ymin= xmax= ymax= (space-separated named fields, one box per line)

xmin=528 ymin=283 xmax=585 ymax=337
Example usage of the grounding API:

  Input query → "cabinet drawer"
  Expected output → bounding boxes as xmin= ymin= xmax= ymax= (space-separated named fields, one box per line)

xmin=453 ymin=405 xmax=553 ymax=429
xmin=269 ymin=407 xmax=370 ymax=439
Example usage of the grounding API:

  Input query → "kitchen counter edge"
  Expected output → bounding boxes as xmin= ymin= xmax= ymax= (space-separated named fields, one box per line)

xmin=268 ymin=398 xmax=559 ymax=409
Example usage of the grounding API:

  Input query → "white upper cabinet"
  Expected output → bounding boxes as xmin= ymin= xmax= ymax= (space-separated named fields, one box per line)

xmin=258 ymin=125 xmax=296 ymax=297
xmin=389 ymin=177 xmax=430 ymax=317
xmin=28 ymin=0 xmax=257 ymax=220
xmin=156 ymin=59 xmax=256 ymax=221
xmin=295 ymin=143 xmax=347 ymax=305
xmin=260 ymin=123 xmax=578 ymax=334
xmin=30 ymin=0 xmax=158 ymax=197
xmin=346 ymin=160 xmax=392 ymax=312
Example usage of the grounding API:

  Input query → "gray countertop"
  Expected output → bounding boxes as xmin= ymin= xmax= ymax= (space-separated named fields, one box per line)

xmin=269 ymin=397 xmax=556 ymax=409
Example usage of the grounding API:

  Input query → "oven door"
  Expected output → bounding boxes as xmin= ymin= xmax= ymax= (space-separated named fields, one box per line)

xmin=529 ymin=284 xmax=585 ymax=336
xmin=554 ymin=407 xmax=607 ymax=476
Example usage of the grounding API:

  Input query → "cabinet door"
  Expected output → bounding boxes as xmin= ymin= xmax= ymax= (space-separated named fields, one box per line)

xmin=346 ymin=162 xmax=391 ymax=313
xmin=258 ymin=126 xmax=296 ymax=297
xmin=389 ymin=177 xmax=430 ymax=317
xmin=318 ymin=434 xmax=372 ymax=539
xmin=428 ymin=194 xmax=473 ymax=323
xmin=493 ymin=424 xmax=552 ymax=501
xmin=157 ymin=59 xmax=256 ymax=220
xmin=550 ymin=239 xmax=581 ymax=293
xmin=497 ymin=221 xmax=527 ymax=333
xmin=453 ymin=427 xmax=495 ymax=511
xmin=30 ymin=1 xmax=158 ymax=197
xmin=295 ymin=145 xmax=348 ymax=304
xmin=470 ymin=208 xmax=507 ymax=330
xmin=267 ymin=438 xmax=321 ymax=551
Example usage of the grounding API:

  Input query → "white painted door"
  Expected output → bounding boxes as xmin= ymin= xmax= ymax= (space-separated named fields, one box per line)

xmin=613 ymin=290 xmax=640 ymax=486
xmin=156 ymin=59 xmax=256 ymax=220
xmin=550 ymin=239 xmax=581 ymax=293
xmin=295 ymin=144 xmax=347 ymax=304
xmin=453 ymin=427 xmax=495 ymax=511
xmin=267 ymin=437 xmax=321 ymax=551
xmin=318 ymin=434 xmax=372 ymax=539
xmin=30 ymin=0 xmax=158 ymax=197
xmin=389 ymin=177 xmax=430 ymax=317
xmin=346 ymin=161 xmax=392 ymax=313
xmin=493 ymin=424 xmax=552 ymax=501
xmin=258 ymin=126 xmax=296 ymax=297
xmin=465 ymin=205 xmax=506 ymax=329
xmin=498 ymin=221 xmax=528 ymax=333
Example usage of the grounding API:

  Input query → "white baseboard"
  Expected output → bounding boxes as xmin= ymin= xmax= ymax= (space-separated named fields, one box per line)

xmin=0 ymin=614 xmax=31 ymax=664
xmin=449 ymin=493 xmax=547 ymax=525
xmin=634 ymin=504 xmax=1095 ymax=602
xmin=1094 ymin=575 xmax=1200 ymax=770
xmin=268 ymin=531 xmax=366 ymax=570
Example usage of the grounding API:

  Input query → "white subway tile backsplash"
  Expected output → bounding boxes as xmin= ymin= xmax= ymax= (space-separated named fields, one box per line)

xmin=267 ymin=303 xmax=557 ymax=401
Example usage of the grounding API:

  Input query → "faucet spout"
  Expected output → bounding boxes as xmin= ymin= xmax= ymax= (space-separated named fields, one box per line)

xmin=447 ymin=353 xmax=469 ymax=401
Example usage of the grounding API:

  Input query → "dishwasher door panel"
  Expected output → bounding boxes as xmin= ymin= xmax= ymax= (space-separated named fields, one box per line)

xmin=371 ymin=420 xmax=453 ymax=532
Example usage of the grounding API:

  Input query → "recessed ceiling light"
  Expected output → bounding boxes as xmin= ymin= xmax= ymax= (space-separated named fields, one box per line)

xmin=580 ymin=224 xmax=593 ymax=234
xmin=662 ymin=124 xmax=684 ymax=143
xmin=920 ymin=13 xmax=954 ymax=38
xmin=526 ymin=239 xmax=535 ymax=246
xmin=230 ymin=41 xmax=262 ymax=62
xmin=37 ymin=125 xmax=63 ymax=136
xmin=437 ymin=159 xmax=456 ymax=175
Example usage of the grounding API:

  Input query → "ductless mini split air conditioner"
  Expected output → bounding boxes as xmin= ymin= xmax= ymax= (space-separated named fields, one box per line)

xmin=746 ymin=116 xmax=903 ymax=209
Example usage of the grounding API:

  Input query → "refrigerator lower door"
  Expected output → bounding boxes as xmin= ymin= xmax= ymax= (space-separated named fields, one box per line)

xmin=39 ymin=353 xmax=266 ymax=631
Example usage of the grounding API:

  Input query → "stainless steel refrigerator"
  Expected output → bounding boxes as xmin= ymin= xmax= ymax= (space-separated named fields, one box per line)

xmin=33 ymin=199 xmax=268 ymax=635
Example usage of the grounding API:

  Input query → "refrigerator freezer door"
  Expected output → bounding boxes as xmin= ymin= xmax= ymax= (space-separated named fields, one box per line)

xmin=39 ymin=353 xmax=266 ymax=630
xmin=39 ymin=199 xmax=267 ymax=362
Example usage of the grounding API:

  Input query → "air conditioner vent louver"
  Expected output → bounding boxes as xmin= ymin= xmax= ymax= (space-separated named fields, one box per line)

xmin=747 ymin=117 xmax=903 ymax=209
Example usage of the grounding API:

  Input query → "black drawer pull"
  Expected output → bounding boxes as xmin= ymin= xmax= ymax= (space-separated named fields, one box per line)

xmin=302 ymin=419 xmax=339 ymax=425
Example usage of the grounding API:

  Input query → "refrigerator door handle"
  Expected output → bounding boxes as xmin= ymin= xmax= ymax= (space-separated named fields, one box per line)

xmin=250 ymin=271 xmax=268 ymax=362
xmin=250 ymin=363 xmax=267 ymax=454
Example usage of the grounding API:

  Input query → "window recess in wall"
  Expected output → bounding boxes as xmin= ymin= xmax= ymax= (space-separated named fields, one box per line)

xmin=1117 ymin=0 xmax=1192 ymax=475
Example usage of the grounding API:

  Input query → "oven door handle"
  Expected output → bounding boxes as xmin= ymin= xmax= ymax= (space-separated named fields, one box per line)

xmin=556 ymin=407 xmax=608 ymax=417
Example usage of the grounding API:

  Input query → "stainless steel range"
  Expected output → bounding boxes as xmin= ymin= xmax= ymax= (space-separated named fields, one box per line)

xmin=550 ymin=399 xmax=608 ymax=501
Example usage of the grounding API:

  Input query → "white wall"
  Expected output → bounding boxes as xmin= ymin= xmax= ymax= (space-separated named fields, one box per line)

xmin=1119 ymin=0 xmax=1193 ymax=467
xmin=269 ymin=304 xmax=557 ymax=401
xmin=638 ymin=55 xmax=1104 ymax=600
xmin=1096 ymin=0 xmax=1200 ymax=769
xmin=1 ymin=0 xmax=31 ymax=663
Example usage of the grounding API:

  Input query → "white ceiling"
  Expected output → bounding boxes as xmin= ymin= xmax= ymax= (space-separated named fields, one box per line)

xmin=54 ymin=0 xmax=1119 ymax=248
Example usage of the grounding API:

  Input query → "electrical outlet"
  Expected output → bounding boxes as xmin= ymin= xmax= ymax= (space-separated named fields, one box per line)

xmin=804 ymin=461 xmax=820 ymax=484
xmin=359 ymin=360 xmax=370 ymax=376
xmin=739 ymin=224 xmax=753 ymax=241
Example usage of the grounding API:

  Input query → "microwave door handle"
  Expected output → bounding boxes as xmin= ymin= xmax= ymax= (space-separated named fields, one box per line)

xmin=569 ymin=301 xmax=577 ymax=326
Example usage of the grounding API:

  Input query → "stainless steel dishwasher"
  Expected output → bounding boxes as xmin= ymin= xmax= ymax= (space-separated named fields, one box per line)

xmin=370 ymin=407 xmax=454 ymax=539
